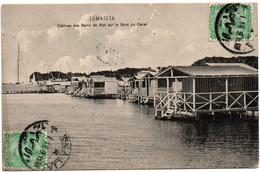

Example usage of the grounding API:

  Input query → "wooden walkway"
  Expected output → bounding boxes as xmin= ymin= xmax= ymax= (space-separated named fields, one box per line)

xmin=154 ymin=90 xmax=258 ymax=119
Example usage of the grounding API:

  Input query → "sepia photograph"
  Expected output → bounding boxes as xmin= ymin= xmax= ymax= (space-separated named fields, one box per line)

xmin=1 ymin=3 xmax=259 ymax=170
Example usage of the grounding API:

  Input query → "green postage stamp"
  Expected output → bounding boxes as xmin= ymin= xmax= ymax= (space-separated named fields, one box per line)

xmin=3 ymin=132 xmax=47 ymax=170
xmin=3 ymin=120 xmax=72 ymax=170
xmin=209 ymin=3 xmax=254 ymax=54
xmin=209 ymin=3 xmax=253 ymax=41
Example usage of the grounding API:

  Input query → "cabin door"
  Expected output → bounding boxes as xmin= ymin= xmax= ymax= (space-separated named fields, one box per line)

xmin=146 ymin=79 xmax=149 ymax=96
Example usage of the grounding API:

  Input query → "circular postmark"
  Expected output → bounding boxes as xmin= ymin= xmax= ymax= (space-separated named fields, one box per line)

xmin=215 ymin=3 xmax=255 ymax=54
xmin=18 ymin=120 xmax=71 ymax=170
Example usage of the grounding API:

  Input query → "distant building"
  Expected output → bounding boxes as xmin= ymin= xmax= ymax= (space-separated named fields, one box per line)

xmin=30 ymin=72 xmax=72 ymax=93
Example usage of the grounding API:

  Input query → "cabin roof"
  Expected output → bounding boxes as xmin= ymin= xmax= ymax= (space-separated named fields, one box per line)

xmin=135 ymin=71 xmax=158 ymax=79
xmin=157 ymin=64 xmax=258 ymax=77
xmin=205 ymin=63 xmax=258 ymax=71
xmin=91 ymin=76 xmax=118 ymax=82
xmin=121 ymin=77 xmax=131 ymax=82
xmin=52 ymin=81 xmax=71 ymax=86
xmin=136 ymin=73 xmax=147 ymax=79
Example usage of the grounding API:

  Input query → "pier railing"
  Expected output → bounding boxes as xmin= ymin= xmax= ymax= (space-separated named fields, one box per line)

xmin=154 ymin=90 xmax=258 ymax=118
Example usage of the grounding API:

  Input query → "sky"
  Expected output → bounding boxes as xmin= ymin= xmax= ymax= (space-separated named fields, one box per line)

xmin=1 ymin=4 xmax=258 ymax=83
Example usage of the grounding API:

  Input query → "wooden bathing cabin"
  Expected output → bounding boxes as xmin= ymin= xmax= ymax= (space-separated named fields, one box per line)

xmin=128 ymin=76 xmax=138 ymax=103
xmin=154 ymin=63 xmax=258 ymax=119
xmin=129 ymin=71 xmax=158 ymax=104
xmin=70 ymin=76 xmax=90 ymax=96
xmin=117 ymin=77 xmax=132 ymax=99
xmin=83 ymin=75 xmax=119 ymax=98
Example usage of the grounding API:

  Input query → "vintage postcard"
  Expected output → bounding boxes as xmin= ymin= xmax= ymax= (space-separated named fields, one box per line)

xmin=1 ymin=3 xmax=258 ymax=170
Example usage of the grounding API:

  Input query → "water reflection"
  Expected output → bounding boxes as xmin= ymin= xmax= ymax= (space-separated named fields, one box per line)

xmin=2 ymin=94 xmax=259 ymax=169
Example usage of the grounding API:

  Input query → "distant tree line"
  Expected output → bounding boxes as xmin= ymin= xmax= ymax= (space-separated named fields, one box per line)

xmin=89 ymin=67 xmax=155 ymax=79
xmin=29 ymin=68 xmax=153 ymax=81
xmin=30 ymin=71 xmax=88 ymax=81
xmin=30 ymin=56 xmax=258 ymax=81
xmin=192 ymin=56 xmax=258 ymax=69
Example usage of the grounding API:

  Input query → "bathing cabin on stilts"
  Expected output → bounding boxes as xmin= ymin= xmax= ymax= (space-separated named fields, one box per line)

xmin=154 ymin=63 xmax=258 ymax=120
xmin=129 ymin=71 xmax=158 ymax=104
xmin=85 ymin=75 xmax=118 ymax=98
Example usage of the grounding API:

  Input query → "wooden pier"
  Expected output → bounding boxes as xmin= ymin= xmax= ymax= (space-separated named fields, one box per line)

xmin=154 ymin=90 xmax=258 ymax=119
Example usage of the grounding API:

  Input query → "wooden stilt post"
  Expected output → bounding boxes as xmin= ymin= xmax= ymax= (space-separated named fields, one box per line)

xmin=243 ymin=91 xmax=246 ymax=110
xmin=139 ymin=80 xmax=142 ymax=102
xmin=154 ymin=78 xmax=156 ymax=107
xmin=154 ymin=78 xmax=159 ymax=119
xmin=195 ymin=113 xmax=199 ymax=120
xmin=147 ymin=78 xmax=149 ymax=97
xmin=174 ymin=77 xmax=177 ymax=114
xmin=167 ymin=77 xmax=169 ymax=111
xmin=209 ymin=92 xmax=212 ymax=111
xmin=184 ymin=93 xmax=186 ymax=111
xmin=193 ymin=78 xmax=196 ymax=113
xmin=226 ymin=77 xmax=228 ymax=110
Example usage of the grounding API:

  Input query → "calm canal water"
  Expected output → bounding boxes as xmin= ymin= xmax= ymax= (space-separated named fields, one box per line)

xmin=2 ymin=94 xmax=259 ymax=169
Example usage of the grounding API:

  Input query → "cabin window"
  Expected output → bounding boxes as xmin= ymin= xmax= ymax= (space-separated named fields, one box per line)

xmin=245 ymin=77 xmax=258 ymax=91
xmin=135 ymin=81 xmax=139 ymax=88
xmin=196 ymin=78 xmax=226 ymax=93
xmin=131 ymin=82 xmax=135 ymax=88
xmin=94 ymin=82 xmax=105 ymax=88
xmin=78 ymin=82 xmax=82 ymax=88
xmin=142 ymin=80 xmax=146 ymax=88
xmin=158 ymin=79 xmax=167 ymax=88
xmin=228 ymin=76 xmax=258 ymax=91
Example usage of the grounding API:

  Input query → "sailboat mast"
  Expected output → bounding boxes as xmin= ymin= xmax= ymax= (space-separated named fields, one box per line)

xmin=66 ymin=60 xmax=73 ymax=82
xmin=17 ymin=44 xmax=20 ymax=83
